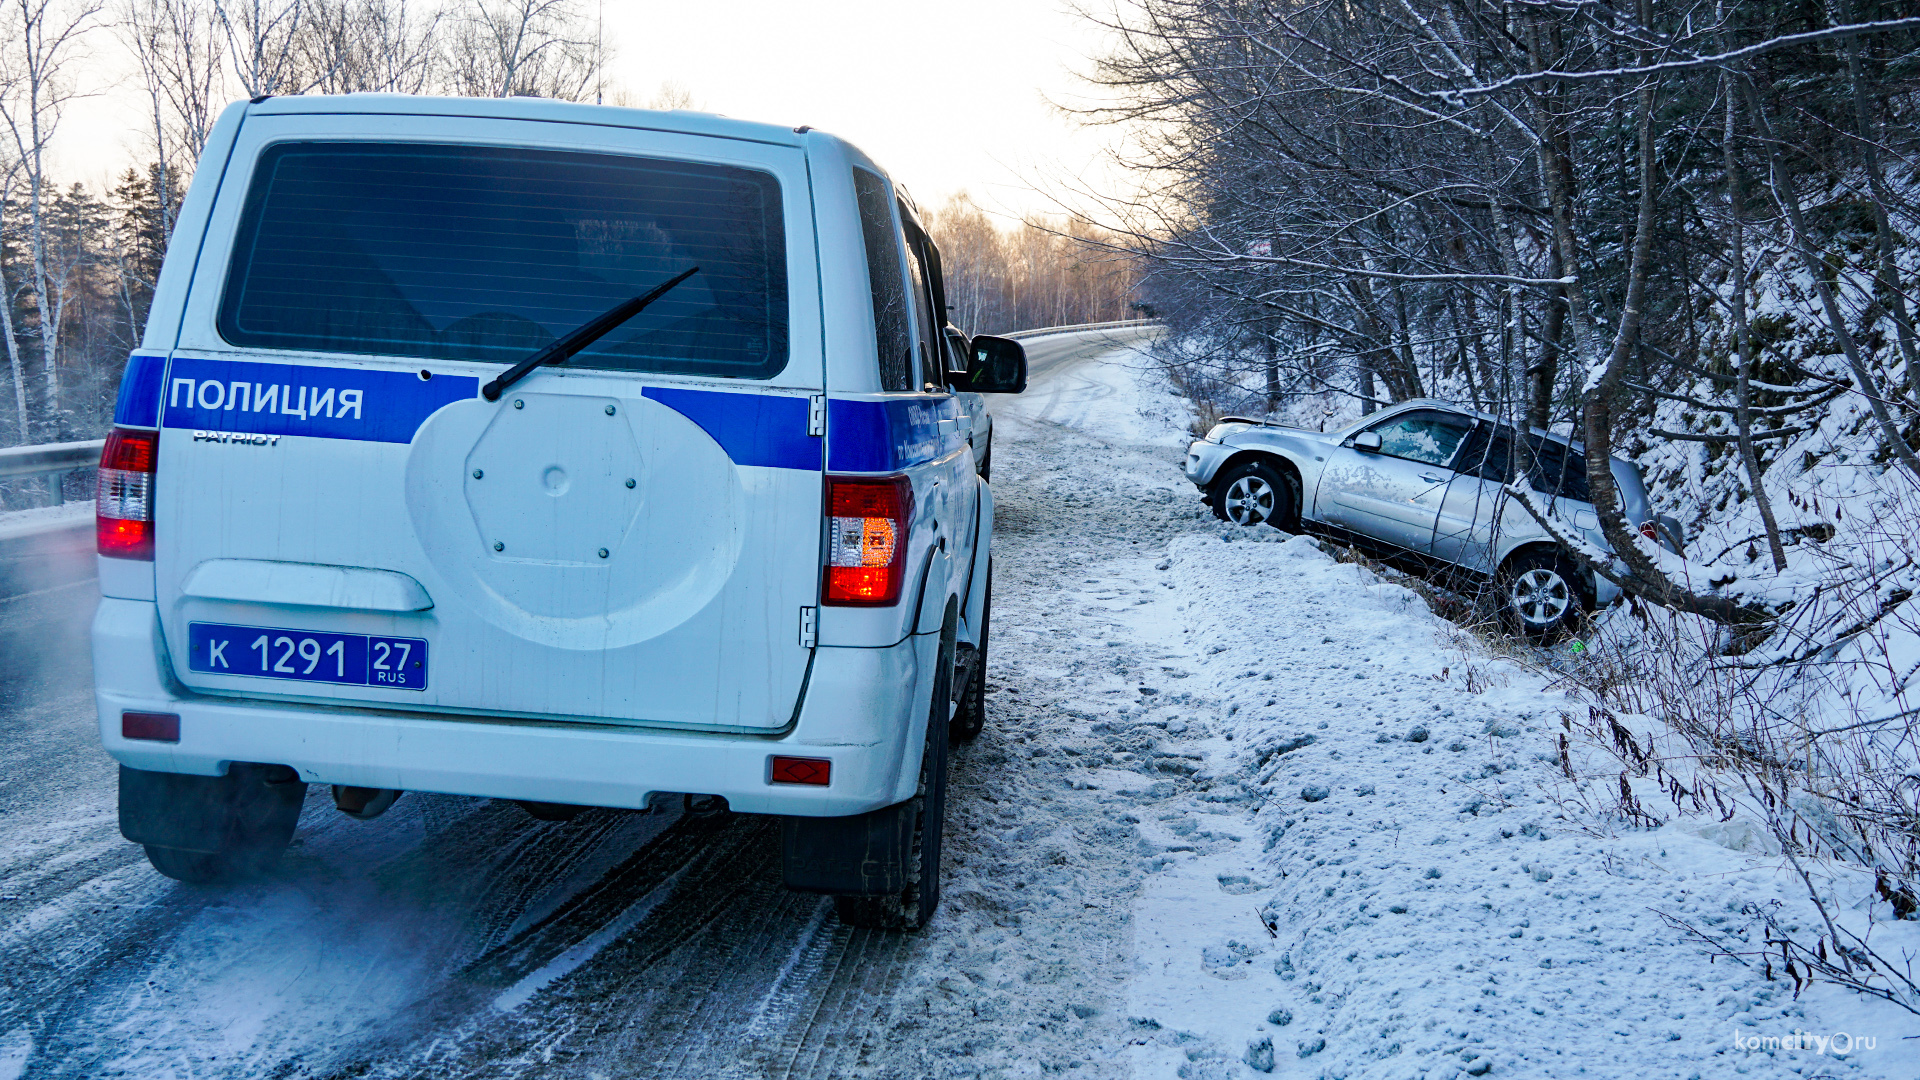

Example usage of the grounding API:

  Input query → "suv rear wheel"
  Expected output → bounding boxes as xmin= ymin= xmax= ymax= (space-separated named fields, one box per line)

xmin=1498 ymin=549 xmax=1584 ymax=640
xmin=1210 ymin=460 xmax=1298 ymax=531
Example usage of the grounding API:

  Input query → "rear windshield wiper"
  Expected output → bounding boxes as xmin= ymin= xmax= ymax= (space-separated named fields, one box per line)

xmin=481 ymin=266 xmax=700 ymax=402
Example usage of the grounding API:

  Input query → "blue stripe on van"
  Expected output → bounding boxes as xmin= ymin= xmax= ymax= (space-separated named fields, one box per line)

xmin=114 ymin=354 xmax=167 ymax=427
xmin=641 ymin=386 xmax=820 ymax=470
xmin=160 ymin=356 xmax=478 ymax=443
xmin=827 ymin=396 xmax=963 ymax=472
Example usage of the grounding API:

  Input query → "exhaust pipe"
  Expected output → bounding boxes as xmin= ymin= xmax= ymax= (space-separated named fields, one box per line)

xmin=332 ymin=785 xmax=402 ymax=820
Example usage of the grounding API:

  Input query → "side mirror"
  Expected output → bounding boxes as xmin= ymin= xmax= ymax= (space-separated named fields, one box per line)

xmin=956 ymin=334 xmax=1027 ymax=394
xmin=943 ymin=327 xmax=971 ymax=375
xmin=1353 ymin=431 xmax=1383 ymax=453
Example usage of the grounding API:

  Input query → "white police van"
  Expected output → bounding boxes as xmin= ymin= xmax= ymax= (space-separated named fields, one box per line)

xmin=92 ymin=95 xmax=1026 ymax=930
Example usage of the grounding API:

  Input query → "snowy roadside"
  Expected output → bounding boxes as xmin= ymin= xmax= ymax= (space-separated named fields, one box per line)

xmin=0 ymin=499 xmax=90 ymax=542
xmin=1045 ymin=349 xmax=1917 ymax=1079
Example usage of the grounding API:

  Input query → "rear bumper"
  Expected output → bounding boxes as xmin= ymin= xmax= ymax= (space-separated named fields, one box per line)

xmin=93 ymin=598 xmax=931 ymax=817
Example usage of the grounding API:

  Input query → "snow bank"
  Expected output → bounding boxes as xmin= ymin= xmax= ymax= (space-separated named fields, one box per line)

xmin=1116 ymin=529 xmax=1916 ymax=1077
xmin=0 ymin=500 xmax=90 ymax=542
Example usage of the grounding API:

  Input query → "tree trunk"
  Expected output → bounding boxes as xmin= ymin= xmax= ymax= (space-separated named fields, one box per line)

xmin=1743 ymin=77 xmax=1920 ymax=484
xmin=0 ymin=259 xmax=28 ymax=443
xmin=1531 ymin=247 xmax=1564 ymax=432
xmin=1842 ymin=18 xmax=1920 ymax=400
xmin=1261 ymin=321 xmax=1279 ymax=412
xmin=1723 ymin=77 xmax=1788 ymax=571
xmin=1562 ymin=18 xmax=1766 ymax=625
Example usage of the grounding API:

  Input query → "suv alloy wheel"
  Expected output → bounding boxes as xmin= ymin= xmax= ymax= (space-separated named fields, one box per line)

xmin=1211 ymin=460 xmax=1298 ymax=530
xmin=1498 ymin=549 xmax=1584 ymax=640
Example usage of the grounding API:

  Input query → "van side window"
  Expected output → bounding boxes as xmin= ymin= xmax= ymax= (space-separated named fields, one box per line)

xmin=917 ymin=235 xmax=956 ymax=371
xmin=898 ymin=206 xmax=943 ymax=391
xmin=853 ymin=168 xmax=914 ymax=392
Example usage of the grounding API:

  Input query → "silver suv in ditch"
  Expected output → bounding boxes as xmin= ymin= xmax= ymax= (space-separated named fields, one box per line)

xmin=1183 ymin=400 xmax=1681 ymax=634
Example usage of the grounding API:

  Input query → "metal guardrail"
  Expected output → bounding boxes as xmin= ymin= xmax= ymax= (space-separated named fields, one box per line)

xmin=1002 ymin=318 xmax=1163 ymax=341
xmin=0 ymin=439 xmax=102 ymax=509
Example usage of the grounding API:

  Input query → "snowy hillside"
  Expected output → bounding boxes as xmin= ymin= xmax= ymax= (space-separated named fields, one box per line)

xmin=1044 ymin=348 xmax=1918 ymax=1078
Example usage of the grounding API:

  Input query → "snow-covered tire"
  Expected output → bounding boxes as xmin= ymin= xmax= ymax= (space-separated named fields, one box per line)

xmin=951 ymin=563 xmax=991 ymax=744
xmin=1498 ymin=549 xmax=1585 ymax=640
xmin=1209 ymin=460 xmax=1298 ymax=531
xmin=834 ymin=623 xmax=954 ymax=930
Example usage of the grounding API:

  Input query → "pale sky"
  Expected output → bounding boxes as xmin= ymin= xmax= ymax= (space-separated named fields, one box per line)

xmin=54 ymin=0 xmax=1130 ymax=224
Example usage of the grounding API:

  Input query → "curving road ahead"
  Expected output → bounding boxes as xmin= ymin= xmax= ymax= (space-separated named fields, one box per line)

xmin=0 ymin=324 xmax=1186 ymax=1080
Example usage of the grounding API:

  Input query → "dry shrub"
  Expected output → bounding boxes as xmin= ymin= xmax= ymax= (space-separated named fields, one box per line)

xmin=1537 ymin=586 xmax=1920 ymax=1014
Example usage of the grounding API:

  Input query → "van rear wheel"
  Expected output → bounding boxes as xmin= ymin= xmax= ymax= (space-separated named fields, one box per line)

xmin=950 ymin=562 xmax=991 ymax=744
xmin=832 ymin=627 xmax=954 ymax=930
xmin=122 ymin=763 xmax=306 ymax=884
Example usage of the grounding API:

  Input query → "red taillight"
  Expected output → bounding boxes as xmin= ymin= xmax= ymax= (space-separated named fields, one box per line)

xmin=769 ymin=755 xmax=832 ymax=786
xmin=122 ymin=710 xmax=179 ymax=742
xmin=1639 ymin=521 xmax=1659 ymax=542
xmin=97 ymin=426 xmax=157 ymax=560
xmin=823 ymin=475 xmax=912 ymax=606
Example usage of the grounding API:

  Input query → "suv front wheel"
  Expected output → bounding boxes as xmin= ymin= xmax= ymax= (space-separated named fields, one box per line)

xmin=1210 ymin=460 xmax=1299 ymax=531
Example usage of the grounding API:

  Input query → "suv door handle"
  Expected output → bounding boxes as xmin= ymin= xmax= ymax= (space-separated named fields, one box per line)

xmin=1419 ymin=474 xmax=1446 ymax=484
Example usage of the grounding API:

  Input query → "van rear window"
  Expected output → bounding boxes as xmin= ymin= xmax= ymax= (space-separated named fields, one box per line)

xmin=218 ymin=142 xmax=789 ymax=378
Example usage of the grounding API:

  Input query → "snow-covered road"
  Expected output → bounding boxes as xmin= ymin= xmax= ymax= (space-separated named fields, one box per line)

xmin=1 ymin=331 xmax=1913 ymax=1078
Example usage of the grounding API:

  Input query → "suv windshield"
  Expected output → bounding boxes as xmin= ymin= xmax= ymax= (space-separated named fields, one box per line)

xmin=219 ymin=142 xmax=789 ymax=378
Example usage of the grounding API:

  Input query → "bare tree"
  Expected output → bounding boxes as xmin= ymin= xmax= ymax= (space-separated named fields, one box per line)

xmin=1721 ymin=73 xmax=1788 ymax=572
xmin=645 ymin=78 xmax=695 ymax=110
xmin=442 ymin=0 xmax=596 ymax=100
xmin=215 ymin=0 xmax=306 ymax=98
xmin=121 ymin=0 xmax=223 ymax=238
xmin=296 ymin=0 xmax=442 ymax=95
xmin=0 ymin=152 xmax=28 ymax=442
xmin=0 ymin=0 xmax=103 ymax=438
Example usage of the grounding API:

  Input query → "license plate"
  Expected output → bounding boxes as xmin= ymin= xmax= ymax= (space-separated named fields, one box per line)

xmin=187 ymin=622 xmax=428 ymax=690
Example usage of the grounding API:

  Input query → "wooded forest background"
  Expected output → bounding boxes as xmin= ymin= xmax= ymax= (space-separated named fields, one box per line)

xmin=1079 ymin=0 xmax=1920 ymax=976
xmin=0 ymin=0 xmax=1140 ymax=450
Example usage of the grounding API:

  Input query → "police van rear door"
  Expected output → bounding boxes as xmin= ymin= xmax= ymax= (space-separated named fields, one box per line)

xmin=152 ymin=110 xmax=822 ymax=732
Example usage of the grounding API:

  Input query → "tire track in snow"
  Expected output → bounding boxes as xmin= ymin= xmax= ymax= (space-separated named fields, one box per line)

xmin=0 ymin=330 xmax=1203 ymax=1078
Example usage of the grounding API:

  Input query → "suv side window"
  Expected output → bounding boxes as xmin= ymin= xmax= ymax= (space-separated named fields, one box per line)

xmin=854 ymin=168 xmax=914 ymax=391
xmin=1453 ymin=425 xmax=1506 ymax=482
xmin=1526 ymin=435 xmax=1592 ymax=502
xmin=899 ymin=203 xmax=944 ymax=392
xmin=1364 ymin=410 xmax=1472 ymax=467
xmin=1457 ymin=426 xmax=1594 ymax=502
